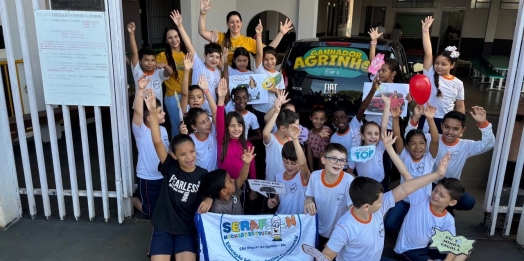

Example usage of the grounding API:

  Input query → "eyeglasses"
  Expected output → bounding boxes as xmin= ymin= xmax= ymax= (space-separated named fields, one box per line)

xmin=324 ymin=156 xmax=348 ymax=165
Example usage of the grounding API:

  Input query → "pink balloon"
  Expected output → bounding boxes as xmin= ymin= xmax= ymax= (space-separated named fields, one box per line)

xmin=409 ymin=74 xmax=431 ymax=104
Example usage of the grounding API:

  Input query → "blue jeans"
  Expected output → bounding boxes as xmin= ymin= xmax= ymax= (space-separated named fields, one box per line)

xmin=384 ymin=200 xmax=410 ymax=233
xmin=165 ymin=94 xmax=182 ymax=137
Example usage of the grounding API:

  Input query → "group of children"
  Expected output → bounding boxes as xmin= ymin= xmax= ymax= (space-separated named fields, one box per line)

xmin=127 ymin=8 xmax=495 ymax=261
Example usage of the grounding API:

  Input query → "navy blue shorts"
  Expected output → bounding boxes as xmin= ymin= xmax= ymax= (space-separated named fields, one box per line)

xmin=148 ymin=228 xmax=198 ymax=256
xmin=137 ymin=178 xmax=163 ymax=218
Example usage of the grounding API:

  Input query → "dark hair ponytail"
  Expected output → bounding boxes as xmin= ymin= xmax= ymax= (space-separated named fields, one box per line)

xmin=433 ymin=71 xmax=442 ymax=97
xmin=223 ymin=11 xmax=242 ymax=49
xmin=163 ymin=26 xmax=188 ymax=83
xmin=184 ymin=107 xmax=208 ymax=134
xmin=383 ymin=58 xmax=403 ymax=83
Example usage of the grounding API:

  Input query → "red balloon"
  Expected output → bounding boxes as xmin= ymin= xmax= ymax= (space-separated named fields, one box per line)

xmin=409 ymin=74 xmax=431 ymax=104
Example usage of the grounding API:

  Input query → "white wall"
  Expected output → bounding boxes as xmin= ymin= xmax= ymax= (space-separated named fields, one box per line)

xmin=495 ymin=9 xmax=518 ymax=40
xmin=354 ymin=0 xmax=495 ymax=38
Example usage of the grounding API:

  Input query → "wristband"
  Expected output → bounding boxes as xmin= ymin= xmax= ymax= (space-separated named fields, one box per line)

xmin=204 ymin=89 xmax=210 ymax=95
xmin=422 ymin=29 xmax=429 ymax=32
xmin=255 ymin=33 xmax=261 ymax=38
xmin=200 ymin=11 xmax=206 ymax=15
xmin=370 ymin=41 xmax=377 ymax=45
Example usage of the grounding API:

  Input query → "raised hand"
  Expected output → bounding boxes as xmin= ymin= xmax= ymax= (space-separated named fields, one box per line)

xmin=372 ymin=77 xmax=381 ymax=91
xmin=276 ymin=89 xmax=291 ymax=105
xmin=170 ymin=10 xmax=183 ymax=26
xmin=137 ymin=74 xmax=150 ymax=90
xmin=200 ymin=0 xmax=212 ymax=14
xmin=179 ymin=121 xmax=188 ymax=135
xmin=368 ymin=27 xmax=383 ymax=40
xmin=381 ymin=93 xmax=391 ymax=106
xmin=470 ymin=106 xmax=487 ymax=124
xmin=217 ymin=78 xmax=228 ymax=98
xmin=289 ymin=124 xmax=301 ymax=141
xmin=143 ymin=88 xmax=157 ymax=111
xmin=424 ymin=104 xmax=437 ymax=119
xmin=211 ymin=29 xmax=219 ymax=43
xmin=436 ymin=152 xmax=451 ymax=178
xmin=127 ymin=22 xmax=135 ymax=33
xmin=198 ymin=74 xmax=209 ymax=92
xmin=222 ymin=47 xmax=229 ymax=64
xmin=241 ymin=146 xmax=257 ymax=164
xmin=279 ymin=18 xmax=293 ymax=35
xmin=413 ymin=104 xmax=424 ymax=117
xmin=156 ymin=62 xmax=166 ymax=69
xmin=255 ymin=19 xmax=263 ymax=35
xmin=183 ymin=53 xmax=194 ymax=70
xmin=381 ymin=131 xmax=397 ymax=148
xmin=421 ymin=16 xmax=434 ymax=30
xmin=390 ymin=106 xmax=402 ymax=118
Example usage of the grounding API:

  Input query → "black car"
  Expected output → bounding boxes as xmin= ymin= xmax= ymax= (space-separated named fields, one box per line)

xmin=280 ymin=36 xmax=411 ymax=118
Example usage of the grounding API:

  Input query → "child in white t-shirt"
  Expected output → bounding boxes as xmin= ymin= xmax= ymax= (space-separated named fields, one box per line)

xmin=395 ymin=178 xmax=467 ymax=261
xmin=224 ymin=47 xmax=254 ymax=113
xmin=406 ymin=106 xmax=495 ymax=212
xmin=127 ymin=22 xmax=172 ymax=108
xmin=329 ymin=85 xmax=375 ymax=161
xmin=131 ymin=75 xmax=169 ymax=219
xmin=226 ymin=86 xmax=261 ymax=141
xmin=192 ymin=43 xmax=223 ymax=114
xmin=263 ymin=90 xmax=299 ymax=182
xmin=265 ymin=102 xmax=309 ymax=144
xmin=419 ymin=16 xmax=465 ymax=133
xmin=267 ymin=124 xmax=311 ymax=214
xmin=321 ymin=132 xmax=451 ymax=261
xmin=304 ymin=143 xmax=355 ymax=250
xmin=347 ymin=93 xmax=390 ymax=189
xmin=384 ymin=104 xmax=440 ymax=233
xmin=252 ymin=22 xmax=286 ymax=125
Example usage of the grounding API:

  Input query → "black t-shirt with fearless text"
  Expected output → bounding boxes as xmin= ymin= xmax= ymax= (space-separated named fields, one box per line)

xmin=151 ymin=156 xmax=208 ymax=235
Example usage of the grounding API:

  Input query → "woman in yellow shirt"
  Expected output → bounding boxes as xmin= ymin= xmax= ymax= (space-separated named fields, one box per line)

xmin=156 ymin=10 xmax=195 ymax=136
xmin=198 ymin=0 xmax=291 ymax=65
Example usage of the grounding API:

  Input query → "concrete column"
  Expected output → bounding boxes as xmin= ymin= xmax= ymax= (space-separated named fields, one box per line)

xmin=298 ymin=0 xmax=319 ymax=40
xmin=0 ymin=76 xmax=22 ymax=230
xmin=483 ymin=0 xmax=501 ymax=54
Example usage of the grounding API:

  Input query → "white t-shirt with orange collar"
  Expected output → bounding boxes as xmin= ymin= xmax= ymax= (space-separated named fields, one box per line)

xmin=406 ymin=120 xmax=495 ymax=179
xmin=394 ymin=185 xmax=455 ymax=254
xmin=264 ymin=133 xmax=291 ymax=182
xmin=327 ymin=191 xmax=395 ymax=261
xmin=305 ymin=169 xmax=355 ymax=238
xmin=276 ymin=171 xmax=308 ymax=215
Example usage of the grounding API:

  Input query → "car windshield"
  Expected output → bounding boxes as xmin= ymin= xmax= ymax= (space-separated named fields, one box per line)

xmin=283 ymin=42 xmax=393 ymax=115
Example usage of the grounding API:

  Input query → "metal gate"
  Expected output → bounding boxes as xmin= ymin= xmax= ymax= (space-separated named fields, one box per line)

xmin=0 ymin=0 xmax=133 ymax=223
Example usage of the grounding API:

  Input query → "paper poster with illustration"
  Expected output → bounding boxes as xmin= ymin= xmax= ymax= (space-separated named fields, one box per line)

xmin=196 ymin=213 xmax=317 ymax=261
xmin=229 ymin=74 xmax=274 ymax=105
xmin=362 ymin=82 xmax=409 ymax=117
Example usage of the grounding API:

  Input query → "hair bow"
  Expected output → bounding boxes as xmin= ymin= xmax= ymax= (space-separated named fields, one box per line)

xmin=445 ymin=46 xmax=460 ymax=59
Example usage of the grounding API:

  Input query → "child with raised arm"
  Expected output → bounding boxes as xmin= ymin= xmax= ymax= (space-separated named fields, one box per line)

xmin=127 ymin=22 xmax=173 ymax=108
xmin=131 ymin=75 xmax=169 ymax=219
xmin=321 ymin=132 xmax=451 ymax=261
xmin=406 ymin=106 xmax=495 ymax=212
xmin=267 ymin=124 xmax=311 ymax=214
xmin=201 ymin=147 xmax=256 ymax=215
xmin=143 ymin=89 xmax=211 ymax=261
xmin=263 ymin=90 xmax=299 ymax=182
xmin=419 ymin=16 xmax=465 ymax=133
xmin=347 ymin=93 xmax=390 ymax=190
xmin=304 ymin=143 xmax=355 ymax=251
xmin=384 ymin=104 xmax=440 ymax=233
